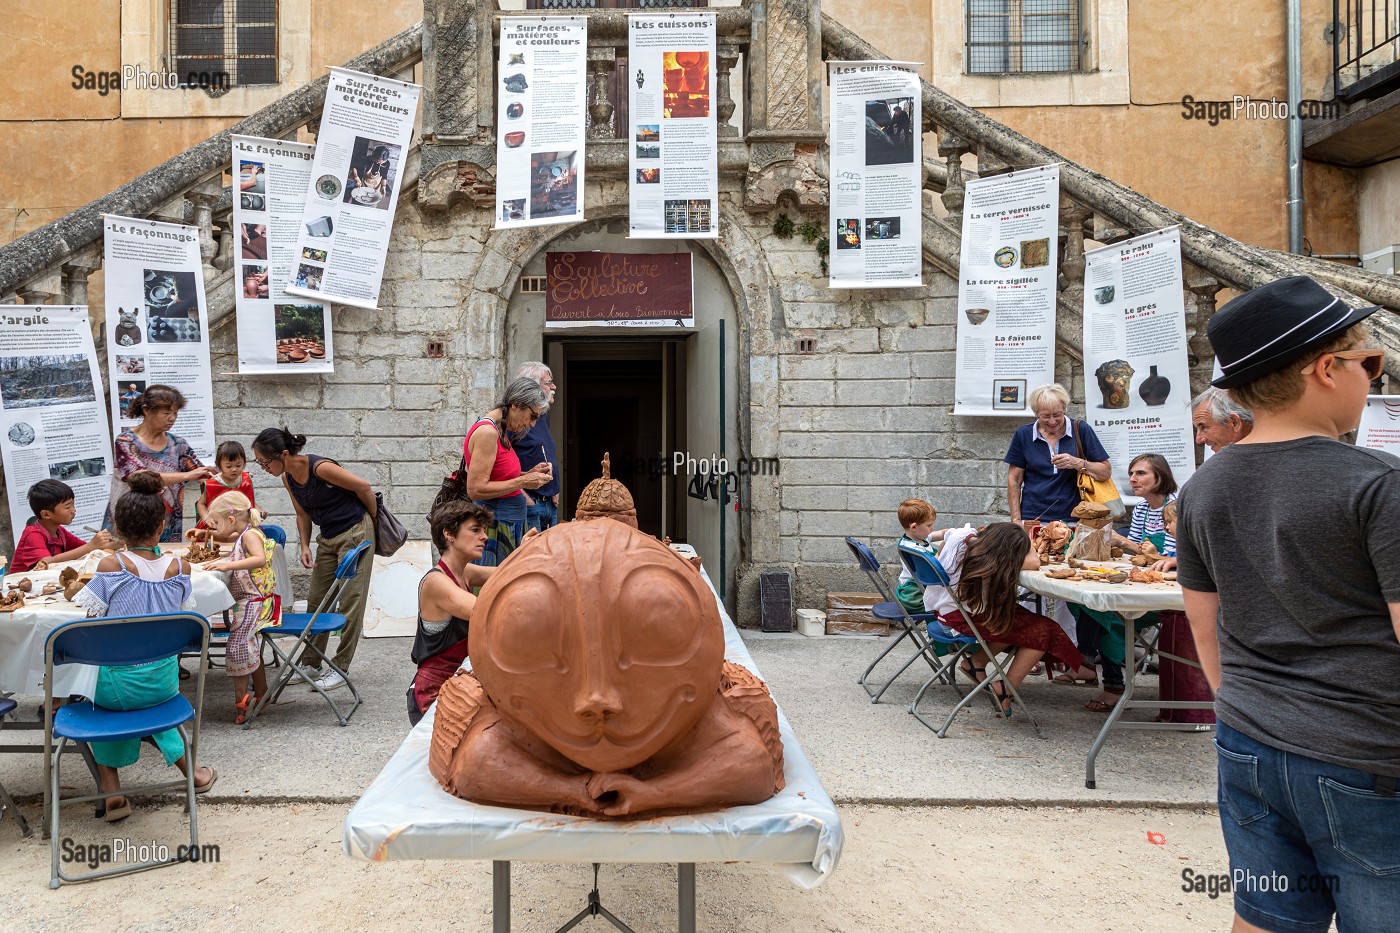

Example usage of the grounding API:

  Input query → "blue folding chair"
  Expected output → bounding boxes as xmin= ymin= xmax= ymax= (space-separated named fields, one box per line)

xmin=243 ymin=540 xmax=371 ymax=728
xmin=43 ymin=612 xmax=211 ymax=887
xmin=845 ymin=537 xmax=946 ymax=703
xmin=259 ymin=524 xmax=287 ymax=548
xmin=0 ymin=697 xmax=33 ymax=837
xmin=898 ymin=543 xmax=1046 ymax=738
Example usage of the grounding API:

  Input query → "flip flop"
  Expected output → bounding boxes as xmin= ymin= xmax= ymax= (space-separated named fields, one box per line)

xmin=1053 ymin=668 xmax=1100 ymax=687
xmin=103 ymin=797 xmax=132 ymax=822
xmin=1085 ymin=689 xmax=1125 ymax=712
xmin=194 ymin=767 xmax=219 ymax=794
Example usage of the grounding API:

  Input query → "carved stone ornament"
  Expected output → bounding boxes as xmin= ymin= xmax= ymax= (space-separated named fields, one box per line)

xmin=429 ymin=520 xmax=786 ymax=818
xmin=417 ymin=160 xmax=496 ymax=212
xmin=744 ymin=144 xmax=828 ymax=211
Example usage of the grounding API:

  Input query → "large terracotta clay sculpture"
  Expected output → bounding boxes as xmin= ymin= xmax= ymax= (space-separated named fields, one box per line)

xmin=573 ymin=453 xmax=638 ymax=527
xmin=429 ymin=519 xmax=785 ymax=819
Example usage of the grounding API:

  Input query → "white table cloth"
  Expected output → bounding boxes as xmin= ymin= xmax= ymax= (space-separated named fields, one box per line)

xmin=0 ymin=557 xmax=235 ymax=698
xmin=343 ymin=556 xmax=844 ymax=890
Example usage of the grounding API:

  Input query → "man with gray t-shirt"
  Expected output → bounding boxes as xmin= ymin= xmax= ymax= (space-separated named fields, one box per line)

xmin=1176 ymin=276 xmax=1400 ymax=933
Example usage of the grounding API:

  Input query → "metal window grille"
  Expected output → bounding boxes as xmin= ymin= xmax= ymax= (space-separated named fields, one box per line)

xmin=520 ymin=276 xmax=548 ymax=293
xmin=966 ymin=0 xmax=1081 ymax=75
xmin=170 ymin=1 xmax=279 ymax=88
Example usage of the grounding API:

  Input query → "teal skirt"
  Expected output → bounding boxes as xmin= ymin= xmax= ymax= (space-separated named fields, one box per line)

xmin=89 ymin=656 xmax=185 ymax=769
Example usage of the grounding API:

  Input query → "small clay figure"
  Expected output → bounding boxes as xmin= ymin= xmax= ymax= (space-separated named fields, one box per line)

xmin=430 ymin=520 xmax=784 ymax=819
xmin=1034 ymin=521 xmax=1072 ymax=563
xmin=0 ymin=587 xmax=24 ymax=612
xmin=64 ymin=574 xmax=93 ymax=602
xmin=186 ymin=539 xmax=221 ymax=563
xmin=574 ymin=453 xmax=638 ymax=528
xmin=58 ymin=567 xmax=79 ymax=588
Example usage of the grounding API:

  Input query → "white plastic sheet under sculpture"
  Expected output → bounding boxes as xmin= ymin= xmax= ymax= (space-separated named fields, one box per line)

xmin=343 ymin=565 xmax=843 ymax=889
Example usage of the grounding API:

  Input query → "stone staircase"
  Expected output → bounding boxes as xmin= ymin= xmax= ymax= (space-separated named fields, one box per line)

xmin=1 ymin=5 xmax=1396 ymax=386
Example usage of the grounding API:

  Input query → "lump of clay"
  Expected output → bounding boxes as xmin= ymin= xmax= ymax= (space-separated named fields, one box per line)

xmin=17 ymin=577 xmax=33 ymax=593
xmin=1129 ymin=540 xmax=1162 ymax=566
xmin=58 ymin=567 xmax=79 ymax=588
xmin=1094 ymin=359 xmax=1135 ymax=409
xmin=64 ymin=573 xmax=93 ymax=602
xmin=1035 ymin=521 xmax=1071 ymax=563
xmin=1043 ymin=567 xmax=1078 ymax=579
xmin=429 ymin=519 xmax=784 ymax=819
xmin=42 ymin=583 xmax=61 ymax=596
xmin=574 ymin=453 xmax=638 ymax=528
xmin=0 ymin=588 xmax=24 ymax=612
xmin=1128 ymin=568 xmax=1165 ymax=584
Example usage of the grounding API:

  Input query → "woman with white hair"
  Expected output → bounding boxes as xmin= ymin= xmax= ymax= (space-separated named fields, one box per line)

xmin=464 ymin=376 xmax=553 ymax=566
xmin=1004 ymin=383 xmax=1113 ymax=525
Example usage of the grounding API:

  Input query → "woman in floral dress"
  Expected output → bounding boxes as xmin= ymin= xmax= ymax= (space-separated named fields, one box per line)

xmin=108 ymin=385 xmax=214 ymax=542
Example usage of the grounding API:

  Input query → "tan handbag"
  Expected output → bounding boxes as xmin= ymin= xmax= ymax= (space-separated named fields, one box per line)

xmin=1075 ymin=421 xmax=1126 ymax=519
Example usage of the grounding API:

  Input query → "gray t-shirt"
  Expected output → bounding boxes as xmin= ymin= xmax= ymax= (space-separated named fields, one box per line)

xmin=1177 ymin=436 xmax=1400 ymax=776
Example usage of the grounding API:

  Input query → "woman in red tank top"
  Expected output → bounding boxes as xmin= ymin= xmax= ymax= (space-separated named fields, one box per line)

xmin=464 ymin=377 xmax=553 ymax=566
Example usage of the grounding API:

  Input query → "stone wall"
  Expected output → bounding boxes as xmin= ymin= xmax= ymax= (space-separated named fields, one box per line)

xmin=203 ymin=166 xmax=1087 ymax=622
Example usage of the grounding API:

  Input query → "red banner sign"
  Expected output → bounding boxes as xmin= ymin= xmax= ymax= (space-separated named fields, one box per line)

xmin=545 ymin=252 xmax=694 ymax=327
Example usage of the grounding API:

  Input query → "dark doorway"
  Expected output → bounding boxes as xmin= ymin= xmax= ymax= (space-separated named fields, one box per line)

xmin=547 ymin=338 xmax=687 ymax=540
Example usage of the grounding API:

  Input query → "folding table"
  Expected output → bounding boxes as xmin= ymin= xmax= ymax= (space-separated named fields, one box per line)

xmin=1018 ymin=566 xmax=1215 ymax=788
xmin=344 ymin=562 xmax=843 ymax=932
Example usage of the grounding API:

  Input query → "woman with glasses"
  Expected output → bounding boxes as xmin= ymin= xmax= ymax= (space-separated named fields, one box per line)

xmin=1004 ymin=383 xmax=1113 ymax=527
xmin=464 ymin=376 xmax=553 ymax=566
xmin=107 ymin=384 xmax=216 ymax=542
xmin=249 ymin=427 xmax=377 ymax=692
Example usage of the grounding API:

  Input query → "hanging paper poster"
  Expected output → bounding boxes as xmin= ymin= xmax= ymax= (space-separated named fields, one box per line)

xmin=285 ymin=67 xmax=421 ymax=310
xmin=102 ymin=214 xmax=216 ymax=461
xmin=1357 ymin=395 xmax=1400 ymax=457
xmin=628 ymin=12 xmax=718 ymax=239
xmin=952 ymin=164 xmax=1060 ymax=417
xmin=496 ymin=16 xmax=589 ymax=230
xmin=232 ymin=136 xmax=334 ymax=373
xmin=1082 ymin=227 xmax=1194 ymax=493
xmin=0 ymin=306 xmax=113 ymax=547
xmin=827 ymin=61 xmax=923 ymax=288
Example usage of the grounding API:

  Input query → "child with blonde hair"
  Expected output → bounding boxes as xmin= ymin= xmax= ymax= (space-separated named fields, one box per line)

xmin=894 ymin=498 xmax=949 ymax=614
xmin=203 ymin=491 xmax=280 ymax=722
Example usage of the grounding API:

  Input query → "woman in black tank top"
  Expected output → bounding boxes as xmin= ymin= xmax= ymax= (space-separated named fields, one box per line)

xmin=252 ymin=427 xmax=379 ymax=685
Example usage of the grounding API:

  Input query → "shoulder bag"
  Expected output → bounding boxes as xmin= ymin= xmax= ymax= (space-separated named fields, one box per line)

xmin=373 ymin=492 xmax=408 ymax=557
xmin=1074 ymin=421 xmax=1126 ymax=519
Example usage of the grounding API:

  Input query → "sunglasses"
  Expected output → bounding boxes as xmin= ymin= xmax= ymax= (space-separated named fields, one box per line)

xmin=1299 ymin=348 xmax=1385 ymax=381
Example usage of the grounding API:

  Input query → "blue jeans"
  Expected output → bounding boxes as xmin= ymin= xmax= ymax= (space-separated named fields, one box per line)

xmin=1214 ymin=721 xmax=1400 ymax=933
xmin=526 ymin=497 xmax=557 ymax=533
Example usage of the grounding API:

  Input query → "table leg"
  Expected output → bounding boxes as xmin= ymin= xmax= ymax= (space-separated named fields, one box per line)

xmin=678 ymin=863 xmax=696 ymax=933
xmin=493 ymin=860 xmax=511 ymax=933
xmin=1086 ymin=613 xmax=1136 ymax=788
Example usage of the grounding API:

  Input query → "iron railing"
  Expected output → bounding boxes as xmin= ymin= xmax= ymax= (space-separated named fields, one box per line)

xmin=1334 ymin=0 xmax=1400 ymax=101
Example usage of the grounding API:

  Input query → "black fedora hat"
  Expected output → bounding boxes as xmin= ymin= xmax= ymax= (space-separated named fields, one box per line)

xmin=1209 ymin=275 xmax=1379 ymax=389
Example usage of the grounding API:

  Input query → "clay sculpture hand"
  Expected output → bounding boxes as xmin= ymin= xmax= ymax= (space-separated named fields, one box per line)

xmin=429 ymin=519 xmax=785 ymax=819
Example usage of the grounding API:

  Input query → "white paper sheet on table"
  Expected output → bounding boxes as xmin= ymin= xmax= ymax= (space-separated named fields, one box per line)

xmin=343 ymin=562 xmax=844 ymax=889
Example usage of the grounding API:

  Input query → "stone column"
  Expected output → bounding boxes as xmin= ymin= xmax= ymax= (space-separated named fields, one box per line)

xmin=744 ymin=0 xmax=826 ymax=210
xmin=937 ymin=129 xmax=972 ymax=227
xmin=187 ymin=178 xmax=223 ymax=277
xmin=587 ymin=47 xmax=617 ymax=140
xmin=18 ymin=270 xmax=61 ymax=305
xmin=418 ymin=0 xmax=497 ymax=211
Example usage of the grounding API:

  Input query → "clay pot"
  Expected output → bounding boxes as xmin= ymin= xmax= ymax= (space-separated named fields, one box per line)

xmin=309 ymin=347 xmax=326 ymax=359
xmin=1139 ymin=365 xmax=1171 ymax=406
xmin=289 ymin=349 xmax=309 ymax=363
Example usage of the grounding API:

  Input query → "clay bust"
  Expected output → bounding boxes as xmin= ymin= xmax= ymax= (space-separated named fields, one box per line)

xmin=429 ymin=519 xmax=784 ymax=818
xmin=574 ymin=453 xmax=638 ymax=527
xmin=1035 ymin=521 xmax=1072 ymax=562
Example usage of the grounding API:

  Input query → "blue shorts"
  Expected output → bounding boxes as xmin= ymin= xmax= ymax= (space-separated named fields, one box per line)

xmin=1215 ymin=721 xmax=1400 ymax=933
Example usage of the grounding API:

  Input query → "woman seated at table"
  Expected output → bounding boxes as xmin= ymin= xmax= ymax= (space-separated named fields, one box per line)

xmin=72 ymin=470 xmax=218 ymax=822
xmin=408 ymin=501 xmax=538 ymax=726
xmin=930 ymin=523 xmax=1084 ymax=717
xmin=1067 ymin=453 xmax=1178 ymax=711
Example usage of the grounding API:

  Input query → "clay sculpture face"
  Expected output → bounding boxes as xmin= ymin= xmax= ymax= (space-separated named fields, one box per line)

xmin=473 ymin=520 xmax=723 ymax=772
xmin=430 ymin=519 xmax=785 ymax=819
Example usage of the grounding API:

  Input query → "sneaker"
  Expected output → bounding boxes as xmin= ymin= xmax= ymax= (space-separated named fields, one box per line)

xmin=313 ymin=669 xmax=347 ymax=692
xmin=288 ymin=665 xmax=322 ymax=685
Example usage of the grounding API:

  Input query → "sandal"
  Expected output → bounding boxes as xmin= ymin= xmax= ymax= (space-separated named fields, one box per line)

xmin=990 ymin=681 xmax=1014 ymax=718
xmin=1084 ymin=687 xmax=1125 ymax=713
xmin=958 ymin=659 xmax=985 ymax=685
xmin=233 ymin=693 xmax=254 ymax=726
xmin=1053 ymin=666 xmax=1100 ymax=687
xmin=102 ymin=797 xmax=132 ymax=823
xmin=194 ymin=767 xmax=219 ymax=794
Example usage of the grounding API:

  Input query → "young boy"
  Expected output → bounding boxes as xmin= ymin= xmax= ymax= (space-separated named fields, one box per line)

xmin=894 ymin=498 xmax=947 ymax=614
xmin=194 ymin=440 xmax=257 ymax=538
xmin=1176 ymin=275 xmax=1398 ymax=933
xmin=12 ymin=480 xmax=116 ymax=572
